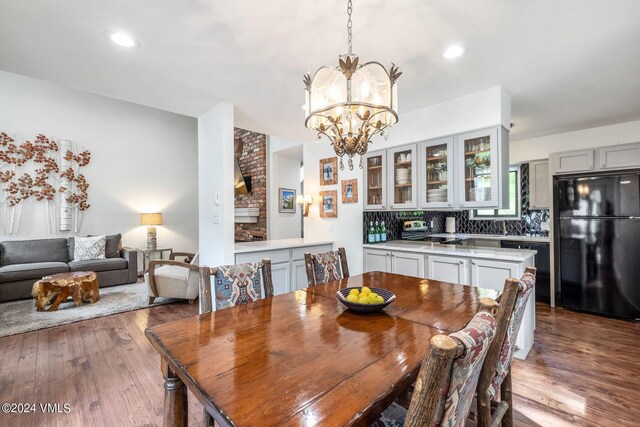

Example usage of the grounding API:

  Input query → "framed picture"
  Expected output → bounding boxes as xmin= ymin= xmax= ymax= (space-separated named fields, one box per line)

xmin=341 ymin=179 xmax=358 ymax=203
xmin=319 ymin=157 xmax=338 ymax=186
xmin=319 ymin=190 xmax=338 ymax=218
xmin=278 ymin=188 xmax=296 ymax=213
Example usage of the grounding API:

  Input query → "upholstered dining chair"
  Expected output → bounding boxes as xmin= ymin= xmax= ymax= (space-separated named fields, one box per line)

xmin=372 ymin=298 xmax=499 ymax=427
xmin=304 ymin=247 xmax=349 ymax=286
xmin=475 ymin=267 xmax=537 ymax=427
xmin=146 ymin=251 xmax=202 ymax=304
xmin=199 ymin=258 xmax=274 ymax=426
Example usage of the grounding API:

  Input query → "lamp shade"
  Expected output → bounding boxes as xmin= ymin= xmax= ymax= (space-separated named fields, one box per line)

xmin=140 ymin=212 xmax=163 ymax=226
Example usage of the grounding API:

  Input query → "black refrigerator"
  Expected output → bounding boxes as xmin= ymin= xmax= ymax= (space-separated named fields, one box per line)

xmin=556 ymin=172 xmax=640 ymax=321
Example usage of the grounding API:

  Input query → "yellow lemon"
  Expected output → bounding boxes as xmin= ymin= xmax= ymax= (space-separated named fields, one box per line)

xmin=358 ymin=296 xmax=370 ymax=305
xmin=348 ymin=288 xmax=360 ymax=297
xmin=361 ymin=286 xmax=372 ymax=296
xmin=370 ymin=292 xmax=379 ymax=299
xmin=346 ymin=294 xmax=359 ymax=303
xmin=376 ymin=295 xmax=385 ymax=304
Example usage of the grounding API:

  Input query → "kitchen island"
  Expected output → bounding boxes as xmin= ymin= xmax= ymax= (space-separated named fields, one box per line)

xmin=363 ymin=240 xmax=536 ymax=359
xmin=235 ymin=238 xmax=333 ymax=295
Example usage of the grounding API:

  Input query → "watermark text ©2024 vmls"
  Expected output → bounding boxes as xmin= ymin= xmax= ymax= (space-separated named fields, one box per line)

xmin=2 ymin=402 xmax=71 ymax=414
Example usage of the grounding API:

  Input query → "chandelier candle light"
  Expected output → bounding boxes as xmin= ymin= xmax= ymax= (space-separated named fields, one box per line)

xmin=304 ymin=0 xmax=402 ymax=170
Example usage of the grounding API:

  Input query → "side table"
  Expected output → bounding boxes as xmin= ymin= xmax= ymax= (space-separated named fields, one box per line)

xmin=136 ymin=247 xmax=173 ymax=275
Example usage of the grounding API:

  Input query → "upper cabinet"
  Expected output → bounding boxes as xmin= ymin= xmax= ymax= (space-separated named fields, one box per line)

xmin=529 ymin=159 xmax=550 ymax=210
xmin=552 ymin=149 xmax=595 ymax=174
xmin=457 ymin=127 xmax=508 ymax=208
xmin=364 ymin=150 xmax=388 ymax=210
xmin=551 ymin=142 xmax=640 ymax=176
xmin=388 ymin=144 xmax=418 ymax=209
xmin=420 ymin=137 xmax=455 ymax=209
xmin=364 ymin=125 xmax=509 ymax=211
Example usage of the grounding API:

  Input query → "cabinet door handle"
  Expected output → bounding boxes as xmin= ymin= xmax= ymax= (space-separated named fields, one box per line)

xmin=460 ymin=202 xmax=465 ymax=207
xmin=601 ymin=163 xmax=606 ymax=168
xmin=459 ymin=260 xmax=464 ymax=264
xmin=448 ymin=202 xmax=453 ymax=207
xmin=471 ymin=261 xmax=476 ymax=265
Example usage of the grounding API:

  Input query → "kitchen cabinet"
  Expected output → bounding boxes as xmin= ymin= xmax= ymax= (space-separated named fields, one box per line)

xmin=419 ymin=137 xmax=455 ymax=209
xmin=529 ymin=160 xmax=550 ymax=209
xmin=364 ymin=249 xmax=424 ymax=277
xmin=391 ymin=251 xmax=425 ymax=278
xmin=598 ymin=142 xmax=640 ymax=171
xmin=363 ymin=249 xmax=391 ymax=273
xmin=388 ymin=144 xmax=418 ymax=209
xmin=292 ymin=259 xmax=308 ymax=291
xmin=469 ymin=259 xmax=519 ymax=290
xmin=270 ymin=262 xmax=291 ymax=296
xmin=426 ymin=255 xmax=469 ymax=284
xmin=457 ymin=127 xmax=509 ymax=209
xmin=363 ymin=150 xmax=388 ymax=210
xmin=551 ymin=149 xmax=594 ymax=174
xmin=235 ymin=243 xmax=333 ymax=294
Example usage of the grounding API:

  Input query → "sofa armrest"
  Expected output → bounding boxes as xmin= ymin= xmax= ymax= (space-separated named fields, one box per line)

xmin=121 ymin=247 xmax=138 ymax=283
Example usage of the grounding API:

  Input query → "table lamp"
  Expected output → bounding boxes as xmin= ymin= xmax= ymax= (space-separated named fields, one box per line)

xmin=140 ymin=213 xmax=163 ymax=250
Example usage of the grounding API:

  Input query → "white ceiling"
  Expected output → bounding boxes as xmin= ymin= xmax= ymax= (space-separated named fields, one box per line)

xmin=1 ymin=0 xmax=639 ymax=142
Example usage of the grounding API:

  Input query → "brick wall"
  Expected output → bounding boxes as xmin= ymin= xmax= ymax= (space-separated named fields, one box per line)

xmin=234 ymin=127 xmax=267 ymax=242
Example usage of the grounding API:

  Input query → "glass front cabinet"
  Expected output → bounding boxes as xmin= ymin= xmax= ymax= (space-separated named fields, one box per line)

xmin=456 ymin=127 xmax=508 ymax=209
xmin=387 ymin=144 xmax=418 ymax=209
xmin=419 ymin=137 xmax=455 ymax=209
xmin=363 ymin=150 xmax=388 ymax=210
xmin=363 ymin=126 xmax=508 ymax=211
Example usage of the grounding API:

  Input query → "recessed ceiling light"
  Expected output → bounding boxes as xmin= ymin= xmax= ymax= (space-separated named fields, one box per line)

xmin=442 ymin=45 xmax=465 ymax=59
xmin=105 ymin=30 xmax=140 ymax=48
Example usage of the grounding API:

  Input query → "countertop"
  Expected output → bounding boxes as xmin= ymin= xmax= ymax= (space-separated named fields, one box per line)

xmin=429 ymin=233 xmax=550 ymax=243
xmin=234 ymin=238 xmax=334 ymax=254
xmin=363 ymin=240 xmax=537 ymax=262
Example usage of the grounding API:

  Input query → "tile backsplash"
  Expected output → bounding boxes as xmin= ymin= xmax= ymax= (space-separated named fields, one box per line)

xmin=363 ymin=163 xmax=550 ymax=241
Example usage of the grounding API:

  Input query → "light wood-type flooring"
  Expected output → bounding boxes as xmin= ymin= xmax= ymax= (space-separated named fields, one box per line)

xmin=0 ymin=299 xmax=638 ymax=426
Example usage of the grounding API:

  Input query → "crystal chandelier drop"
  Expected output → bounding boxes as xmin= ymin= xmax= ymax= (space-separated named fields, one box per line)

xmin=304 ymin=0 xmax=402 ymax=170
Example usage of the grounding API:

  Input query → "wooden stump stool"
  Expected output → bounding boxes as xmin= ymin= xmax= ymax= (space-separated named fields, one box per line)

xmin=32 ymin=271 xmax=100 ymax=312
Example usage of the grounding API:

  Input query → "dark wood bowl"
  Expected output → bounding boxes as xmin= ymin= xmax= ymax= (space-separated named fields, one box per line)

xmin=336 ymin=287 xmax=396 ymax=313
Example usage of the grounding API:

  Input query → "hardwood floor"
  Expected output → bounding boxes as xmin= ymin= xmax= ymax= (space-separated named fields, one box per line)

xmin=0 ymin=301 xmax=638 ymax=426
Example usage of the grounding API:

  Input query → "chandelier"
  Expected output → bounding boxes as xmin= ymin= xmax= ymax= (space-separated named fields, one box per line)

xmin=304 ymin=0 xmax=402 ymax=170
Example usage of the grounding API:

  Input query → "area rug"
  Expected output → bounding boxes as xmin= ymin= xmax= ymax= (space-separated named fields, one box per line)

xmin=0 ymin=282 xmax=177 ymax=338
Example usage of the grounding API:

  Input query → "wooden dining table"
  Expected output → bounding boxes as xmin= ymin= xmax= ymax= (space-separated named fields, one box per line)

xmin=145 ymin=271 xmax=491 ymax=427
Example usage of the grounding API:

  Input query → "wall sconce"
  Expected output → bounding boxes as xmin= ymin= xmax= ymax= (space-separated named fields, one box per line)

xmin=296 ymin=194 xmax=313 ymax=217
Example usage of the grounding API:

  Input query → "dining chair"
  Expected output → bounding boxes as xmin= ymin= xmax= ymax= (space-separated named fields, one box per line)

xmin=199 ymin=258 xmax=274 ymax=426
xmin=372 ymin=298 xmax=499 ymax=427
xmin=476 ymin=267 xmax=537 ymax=427
xmin=198 ymin=258 xmax=274 ymax=314
xmin=146 ymin=251 xmax=201 ymax=304
xmin=304 ymin=247 xmax=349 ymax=286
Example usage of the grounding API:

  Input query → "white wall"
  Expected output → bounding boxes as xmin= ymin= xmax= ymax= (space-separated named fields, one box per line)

xmin=302 ymin=86 xmax=509 ymax=274
xmin=0 ymin=70 xmax=199 ymax=251
xmin=269 ymin=150 xmax=302 ymax=239
xmin=198 ymin=102 xmax=235 ymax=266
xmin=510 ymin=119 xmax=640 ymax=163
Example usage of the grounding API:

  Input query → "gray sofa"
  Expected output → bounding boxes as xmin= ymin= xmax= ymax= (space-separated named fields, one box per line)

xmin=0 ymin=235 xmax=137 ymax=303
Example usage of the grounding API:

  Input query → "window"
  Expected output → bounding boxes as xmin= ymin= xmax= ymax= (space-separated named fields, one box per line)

xmin=470 ymin=166 xmax=521 ymax=220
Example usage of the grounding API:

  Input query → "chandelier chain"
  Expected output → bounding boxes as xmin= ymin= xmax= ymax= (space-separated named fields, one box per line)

xmin=347 ymin=0 xmax=353 ymax=54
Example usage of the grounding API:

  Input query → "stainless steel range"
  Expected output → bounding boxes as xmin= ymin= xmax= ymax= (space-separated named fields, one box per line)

xmin=400 ymin=220 xmax=463 ymax=244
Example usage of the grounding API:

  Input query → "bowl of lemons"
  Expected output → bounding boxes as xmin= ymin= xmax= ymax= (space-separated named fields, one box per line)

xmin=336 ymin=286 xmax=396 ymax=313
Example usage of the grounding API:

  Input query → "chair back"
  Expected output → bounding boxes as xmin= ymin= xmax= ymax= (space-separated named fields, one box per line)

xmin=198 ymin=258 xmax=274 ymax=314
xmin=479 ymin=267 xmax=537 ymax=400
xmin=304 ymin=247 xmax=350 ymax=286
xmin=403 ymin=299 xmax=498 ymax=427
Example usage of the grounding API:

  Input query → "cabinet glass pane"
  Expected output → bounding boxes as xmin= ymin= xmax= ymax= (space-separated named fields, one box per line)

xmin=392 ymin=149 xmax=412 ymax=204
xmin=366 ymin=155 xmax=383 ymax=205
xmin=425 ymin=143 xmax=448 ymax=203
xmin=463 ymin=135 xmax=492 ymax=202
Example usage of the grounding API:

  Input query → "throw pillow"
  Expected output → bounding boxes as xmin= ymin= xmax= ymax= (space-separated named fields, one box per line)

xmin=74 ymin=235 xmax=107 ymax=261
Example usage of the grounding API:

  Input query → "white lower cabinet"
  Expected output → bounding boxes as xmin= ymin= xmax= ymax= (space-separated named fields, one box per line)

xmin=470 ymin=259 xmax=519 ymax=291
xmin=270 ymin=262 xmax=291 ymax=296
xmin=235 ymin=243 xmax=333 ymax=295
xmin=364 ymin=249 xmax=425 ymax=278
xmin=292 ymin=259 xmax=308 ymax=291
xmin=364 ymin=249 xmax=392 ymax=273
xmin=426 ymin=255 xmax=469 ymax=284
